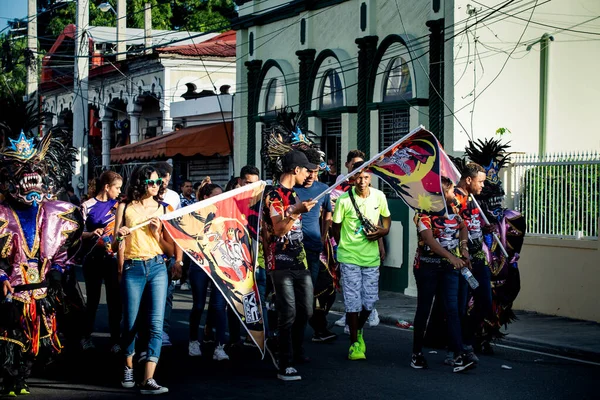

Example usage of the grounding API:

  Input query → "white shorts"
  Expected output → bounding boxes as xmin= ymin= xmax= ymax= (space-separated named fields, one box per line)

xmin=340 ymin=263 xmax=380 ymax=313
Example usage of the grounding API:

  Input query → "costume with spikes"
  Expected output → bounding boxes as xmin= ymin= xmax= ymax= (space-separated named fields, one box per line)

xmin=463 ymin=138 xmax=526 ymax=349
xmin=0 ymin=112 xmax=83 ymax=395
xmin=261 ymin=108 xmax=339 ymax=334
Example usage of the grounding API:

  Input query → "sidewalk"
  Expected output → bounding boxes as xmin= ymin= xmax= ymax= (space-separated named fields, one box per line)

xmin=331 ymin=290 xmax=600 ymax=362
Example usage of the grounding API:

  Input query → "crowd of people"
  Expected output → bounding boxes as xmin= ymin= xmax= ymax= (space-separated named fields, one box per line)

xmin=0 ymin=119 xmax=521 ymax=396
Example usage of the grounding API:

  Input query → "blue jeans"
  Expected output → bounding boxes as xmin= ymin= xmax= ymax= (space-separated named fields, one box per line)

xmin=270 ymin=269 xmax=313 ymax=368
xmin=459 ymin=257 xmax=493 ymax=347
xmin=255 ymin=266 xmax=271 ymax=338
xmin=189 ymin=265 xmax=227 ymax=345
xmin=121 ymin=255 xmax=168 ymax=363
xmin=412 ymin=260 xmax=463 ymax=355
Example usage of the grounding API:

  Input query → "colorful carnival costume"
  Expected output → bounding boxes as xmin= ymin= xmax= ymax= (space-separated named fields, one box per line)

xmin=0 ymin=121 xmax=83 ymax=395
xmin=464 ymin=139 xmax=526 ymax=350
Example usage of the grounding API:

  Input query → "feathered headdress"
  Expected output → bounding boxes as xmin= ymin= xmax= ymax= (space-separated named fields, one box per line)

xmin=261 ymin=107 xmax=325 ymax=180
xmin=464 ymin=138 xmax=511 ymax=186
xmin=0 ymin=100 xmax=78 ymax=191
xmin=449 ymin=155 xmax=468 ymax=177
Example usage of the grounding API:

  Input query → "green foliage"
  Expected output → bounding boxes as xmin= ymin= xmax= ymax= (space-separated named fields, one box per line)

xmin=34 ymin=0 xmax=236 ymax=50
xmin=171 ymin=0 xmax=236 ymax=32
xmin=520 ymin=162 xmax=599 ymax=237
xmin=495 ymin=127 xmax=511 ymax=136
xmin=0 ymin=35 xmax=29 ymax=101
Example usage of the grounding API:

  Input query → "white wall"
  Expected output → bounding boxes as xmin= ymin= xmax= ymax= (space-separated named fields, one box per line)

xmin=452 ymin=0 xmax=600 ymax=154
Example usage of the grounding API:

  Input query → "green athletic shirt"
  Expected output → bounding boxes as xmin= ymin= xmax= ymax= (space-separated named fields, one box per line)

xmin=332 ymin=187 xmax=391 ymax=267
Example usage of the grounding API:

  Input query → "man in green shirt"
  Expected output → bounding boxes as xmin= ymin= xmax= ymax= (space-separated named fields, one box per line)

xmin=332 ymin=162 xmax=391 ymax=360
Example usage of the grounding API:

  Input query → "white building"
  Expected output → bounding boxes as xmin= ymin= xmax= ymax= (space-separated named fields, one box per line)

xmin=40 ymin=26 xmax=236 ymax=187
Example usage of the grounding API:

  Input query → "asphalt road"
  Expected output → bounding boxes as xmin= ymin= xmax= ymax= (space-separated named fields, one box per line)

xmin=16 ymin=283 xmax=598 ymax=400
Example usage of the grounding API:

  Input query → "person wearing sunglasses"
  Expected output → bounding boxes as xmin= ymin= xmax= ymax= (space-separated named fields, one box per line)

xmin=113 ymin=165 xmax=175 ymax=395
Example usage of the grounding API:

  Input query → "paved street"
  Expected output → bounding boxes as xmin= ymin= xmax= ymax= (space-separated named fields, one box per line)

xmin=19 ymin=284 xmax=598 ymax=400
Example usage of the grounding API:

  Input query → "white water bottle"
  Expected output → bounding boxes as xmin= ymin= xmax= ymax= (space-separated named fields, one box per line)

xmin=461 ymin=267 xmax=479 ymax=289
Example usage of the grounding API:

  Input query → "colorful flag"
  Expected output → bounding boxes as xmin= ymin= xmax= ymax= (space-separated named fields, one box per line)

xmin=368 ymin=127 xmax=460 ymax=216
xmin=160 ymin=181 xmax=266 ymax=354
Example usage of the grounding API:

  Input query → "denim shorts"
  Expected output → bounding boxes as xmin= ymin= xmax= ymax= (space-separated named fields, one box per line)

xmin=340 ymin=263 xmax=379 ymax=313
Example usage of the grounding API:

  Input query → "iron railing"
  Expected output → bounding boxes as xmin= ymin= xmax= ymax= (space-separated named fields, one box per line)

xmin=506 ymin=152 xmax=600 ymax=238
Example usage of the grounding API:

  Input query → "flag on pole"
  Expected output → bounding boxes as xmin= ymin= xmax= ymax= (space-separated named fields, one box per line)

xmin=160 ymin=181 xmax=267 ymax=355
xmin=368 ymin=127 xmax=461 ymax=216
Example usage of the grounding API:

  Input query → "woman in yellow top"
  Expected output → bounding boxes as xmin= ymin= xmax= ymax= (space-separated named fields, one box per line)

xmin=114 ymin=165 xmax=174 ymax=395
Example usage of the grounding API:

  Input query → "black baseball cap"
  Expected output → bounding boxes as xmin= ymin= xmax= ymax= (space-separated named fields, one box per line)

xmin=282 ymin=150 xmax=318 ymax=171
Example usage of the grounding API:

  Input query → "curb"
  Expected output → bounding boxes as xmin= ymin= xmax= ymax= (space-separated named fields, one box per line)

xmin=496 ymin=335 xmax=600 ymax=364
xmin=330 ymin=306 xmax=600 ymax=364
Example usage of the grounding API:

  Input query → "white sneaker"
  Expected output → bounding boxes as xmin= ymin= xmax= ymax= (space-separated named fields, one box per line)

xmin=368 ymin=309 xmax=380 ymax=327
xmin=180 ymin=282 xmax=191 ymax=291
xmin=344 ymin=325 xmax=350 ymax=335
xmin=334 ymin=315 xmax=346 ymax=327
xmin=213 ymin=344 xmax=230 ymax=361
xmin=189 ymin=340 xmax=201 ymax=357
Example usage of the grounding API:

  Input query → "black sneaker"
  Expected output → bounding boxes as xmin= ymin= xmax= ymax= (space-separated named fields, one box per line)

xmin=140 ymin=379 xmax=169 ymax=395
xmin=312 ymin=330 xmax=338 ymax=342
xmin=452 ymin=355 xmax=475 ymax=373
xmin=410 ymin=353 xmax=428 ymax=369
xmin=277 ymin=367 xmax=301 ymax=381
xmin=121 ymin=366 xmax=135 ymax=388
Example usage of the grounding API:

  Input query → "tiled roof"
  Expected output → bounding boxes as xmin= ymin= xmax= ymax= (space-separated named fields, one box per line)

xmin=156 ymin=30 xmax=236 ymax=57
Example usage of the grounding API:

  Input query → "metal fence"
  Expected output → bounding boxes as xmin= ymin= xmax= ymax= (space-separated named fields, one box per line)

xmin=506 ymin=152 xmax=600 ymax=238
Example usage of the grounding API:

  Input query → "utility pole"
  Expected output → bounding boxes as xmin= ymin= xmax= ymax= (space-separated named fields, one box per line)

xmin=144 ymin=3 xmax=153 ymax=55
xmin=527 ymin=33 xmax=553 ymax=156
xmin=117 ymin=0 xmax=126 ymax=61
xmin=26 ymin=0 xmax=38 ymax=106
xmin=72 ymin=0 xmax=89 ymax=196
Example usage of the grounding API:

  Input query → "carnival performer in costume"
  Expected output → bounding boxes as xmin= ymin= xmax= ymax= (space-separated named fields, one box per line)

xmin=0 ymin=116 xmax=83 ymax=396
xmin=463 ymin=139 xmax=526 ymax=353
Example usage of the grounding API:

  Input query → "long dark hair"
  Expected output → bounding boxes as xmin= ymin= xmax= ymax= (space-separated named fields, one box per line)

xmin=124 ymin=165 xmax=165 ymax=203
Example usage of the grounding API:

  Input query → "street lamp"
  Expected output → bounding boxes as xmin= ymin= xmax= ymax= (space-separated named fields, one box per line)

xmin=98 ymin=2 xmax=117 ymax=15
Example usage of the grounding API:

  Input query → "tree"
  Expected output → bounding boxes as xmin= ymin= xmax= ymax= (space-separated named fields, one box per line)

xmin=0 ymin=34 xmax=29 ymax=101
xmin=171 ymin=0 xmax=236 ymax=32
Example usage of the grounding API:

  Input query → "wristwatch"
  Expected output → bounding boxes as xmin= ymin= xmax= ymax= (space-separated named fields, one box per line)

xmin=177 ymin=260 xmax=184 ymax=267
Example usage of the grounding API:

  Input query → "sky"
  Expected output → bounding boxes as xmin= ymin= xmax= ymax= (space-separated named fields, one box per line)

xmin=0 ymin=1 xmax=28 ymax=33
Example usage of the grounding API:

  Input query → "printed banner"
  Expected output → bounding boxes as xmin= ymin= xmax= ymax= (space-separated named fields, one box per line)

xmin=160 ymin=181 xmax=266 ymax=354
xmin=368 ymin=127 xmax=461 ymax=216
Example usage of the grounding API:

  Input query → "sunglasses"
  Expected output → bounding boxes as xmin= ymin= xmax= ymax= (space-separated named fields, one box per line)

xmin=145 ymin=178 xmax=163 ymax=187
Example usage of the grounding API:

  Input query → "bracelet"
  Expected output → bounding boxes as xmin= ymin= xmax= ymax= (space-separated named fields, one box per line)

xmin=116 ymin=236 xmax=124 ymax=243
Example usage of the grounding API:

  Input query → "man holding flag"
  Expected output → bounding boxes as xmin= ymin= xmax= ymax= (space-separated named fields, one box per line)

xmin=332 ymin=162 xmax=391 ymax=361
xmin=262 ymin=150 xmax=317 ymax=381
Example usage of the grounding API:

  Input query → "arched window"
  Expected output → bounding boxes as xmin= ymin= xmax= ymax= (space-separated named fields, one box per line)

xmin=383 ymin=57 xmax=413 ymax=102
xmin=265 ymin=78 xmax=285 ymax=116
xmin=320 ymin=69 xmax=344 ymax=109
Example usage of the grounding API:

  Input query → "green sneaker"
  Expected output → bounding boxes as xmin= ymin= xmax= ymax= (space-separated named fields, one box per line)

xmin=348 ymin=342 xmax=366 ymax=361
xmin=357 ymin=329 xmax=366 ymax=354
